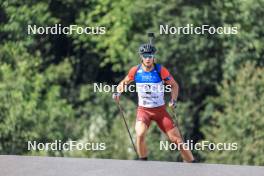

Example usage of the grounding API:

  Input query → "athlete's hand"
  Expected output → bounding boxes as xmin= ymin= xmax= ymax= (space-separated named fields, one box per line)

xmin=169 ymin=99 xmax=177 ymax=108
xmin=112 ymin=92 xmax=121 ymax=102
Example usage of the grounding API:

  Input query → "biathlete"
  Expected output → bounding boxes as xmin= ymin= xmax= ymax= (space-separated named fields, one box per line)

xmin=113 ymin=43 xmax=196 ymax=162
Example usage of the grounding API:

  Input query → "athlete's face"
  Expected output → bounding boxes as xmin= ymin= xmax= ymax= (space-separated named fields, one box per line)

xmin=141 ymin=53 xmax=154 ymax=67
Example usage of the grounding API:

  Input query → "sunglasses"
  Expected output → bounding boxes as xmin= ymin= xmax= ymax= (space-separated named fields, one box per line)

xmin=142 ymin=54 xmax=154 ymax=59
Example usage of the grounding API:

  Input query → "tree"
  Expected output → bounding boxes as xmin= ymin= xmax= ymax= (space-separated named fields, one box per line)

xmin=0 ymin=42 xmax=75 ymax=155
xmin=202 ymin=63 xmax=264 ymax=165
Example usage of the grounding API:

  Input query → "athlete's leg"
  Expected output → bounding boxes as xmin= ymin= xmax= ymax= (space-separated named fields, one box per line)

xmin=166 ymin=127 xmax=194 ymax=162
xmin=135 ymin=121 xmax=148 ymax=159
xmin=155 ymin=106 xmax=194 ymax=162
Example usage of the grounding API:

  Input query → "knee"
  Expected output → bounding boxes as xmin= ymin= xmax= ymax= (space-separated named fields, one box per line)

xmin=136 ymin=130 xmax=146 ymax=141
xmin=135 ymin=123 xmax=147 ymax=141
xmin=169 ymin=135 xmax=183 ymax=145
xmin=136 ymin=134 xmax=145 ymax=143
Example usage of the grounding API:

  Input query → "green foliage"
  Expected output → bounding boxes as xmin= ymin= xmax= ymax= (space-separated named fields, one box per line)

xmin=0 ymin=43 xmax=75 ymax=155
xmin=202 ymin=63 xmax=264 ymax=165
xmin=0 ymin=0 xmax=264 ymax=165
xmin=1 ymin=1 xmax=58 ymax=46
xmin=72 ymin=0 xmax=135 ymax=71
xmin=63 ymin=85 xmax=137 ymax=159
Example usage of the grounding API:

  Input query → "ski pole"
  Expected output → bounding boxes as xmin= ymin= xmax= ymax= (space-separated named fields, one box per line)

xmin=169 ymin=106 xmax=184 ymax=139
xmin=115 ymin=101 xmax=138 ymax=158
xmin=170 ymin=106 xmax=197 ymax=162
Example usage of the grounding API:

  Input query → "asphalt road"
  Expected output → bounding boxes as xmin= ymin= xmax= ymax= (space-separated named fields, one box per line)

xmin=0 ymin=155 xmax=263 ymax=176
